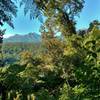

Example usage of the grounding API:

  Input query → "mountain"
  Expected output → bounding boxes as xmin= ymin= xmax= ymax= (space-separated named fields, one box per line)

xmin=3 ymin=33 xmax=41 ymax=43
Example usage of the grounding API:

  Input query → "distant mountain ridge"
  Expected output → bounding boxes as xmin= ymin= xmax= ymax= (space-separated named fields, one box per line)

xmin=3 ymin=33 xmax=41 ymax=43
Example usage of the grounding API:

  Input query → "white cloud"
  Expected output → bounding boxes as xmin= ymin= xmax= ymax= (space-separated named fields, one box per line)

xmin=4 ymin=34 xmax=14 ymax=38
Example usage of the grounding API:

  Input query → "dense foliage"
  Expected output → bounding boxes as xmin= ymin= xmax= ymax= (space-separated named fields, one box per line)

xmin=21 ymin=0 xmax=84 ymax=35
xmin=0 ymin=0 xmax=100 ymax=100
xmin=0 ymin=0 xmax=17 ymax=28
xmin=0 ymin=26 xmax=100 ymax=100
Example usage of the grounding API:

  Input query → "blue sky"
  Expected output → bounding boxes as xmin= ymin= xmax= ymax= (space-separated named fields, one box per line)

xmin=76 ymin=0 xmax=100 ymax=30
xmin=2 ymin=0 xmax=100 ymax=37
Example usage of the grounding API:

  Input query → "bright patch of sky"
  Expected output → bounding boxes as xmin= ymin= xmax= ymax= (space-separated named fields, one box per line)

xmin=2 ymin=0 xmax=100 ymax=38
xmin=76 ymin=0 xmax=100 ymax=29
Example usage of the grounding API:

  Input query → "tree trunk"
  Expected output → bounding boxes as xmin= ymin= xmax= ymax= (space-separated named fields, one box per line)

xmin=1 ymin=88 xmax=6 ymax=100
xmin=56 ymin=7 xmax=76 ymax=36
xmin=63 ymin=12 xmax=76 ymax=35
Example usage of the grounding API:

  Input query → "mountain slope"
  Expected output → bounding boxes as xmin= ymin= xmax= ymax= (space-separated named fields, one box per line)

xmin=4 ymin=33 xmax=41 ymax=43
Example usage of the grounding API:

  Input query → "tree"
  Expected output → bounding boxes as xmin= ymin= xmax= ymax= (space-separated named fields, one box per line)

xmin=21 ymin=0 xmax=84 ymax=36
xmin=0 ymin=29 xmax=6 ymax=66
xmin=0 ymin=0 xmax=17 ymax=28
xmin=0 ymin=29 xmax=5 ymax=46
xmin=73 ymin=26 xmax=100 ymax=99
xmin=0 ymin=51 xmax=43 ymax=100
xmin=88 ymin=20 xmax=100 ymax=32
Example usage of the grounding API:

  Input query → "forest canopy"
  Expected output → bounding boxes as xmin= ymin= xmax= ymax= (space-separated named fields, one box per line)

xmin=0 ymin=0 xmax=100 ymax=100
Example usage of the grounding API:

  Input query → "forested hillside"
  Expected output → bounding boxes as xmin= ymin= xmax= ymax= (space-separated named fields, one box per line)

xmin=0 ymin=0 xmax=100 ymax=100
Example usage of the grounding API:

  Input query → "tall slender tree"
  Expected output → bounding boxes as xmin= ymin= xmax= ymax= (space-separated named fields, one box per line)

xmin=21 ymin=0 xmax=84 ymax=35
